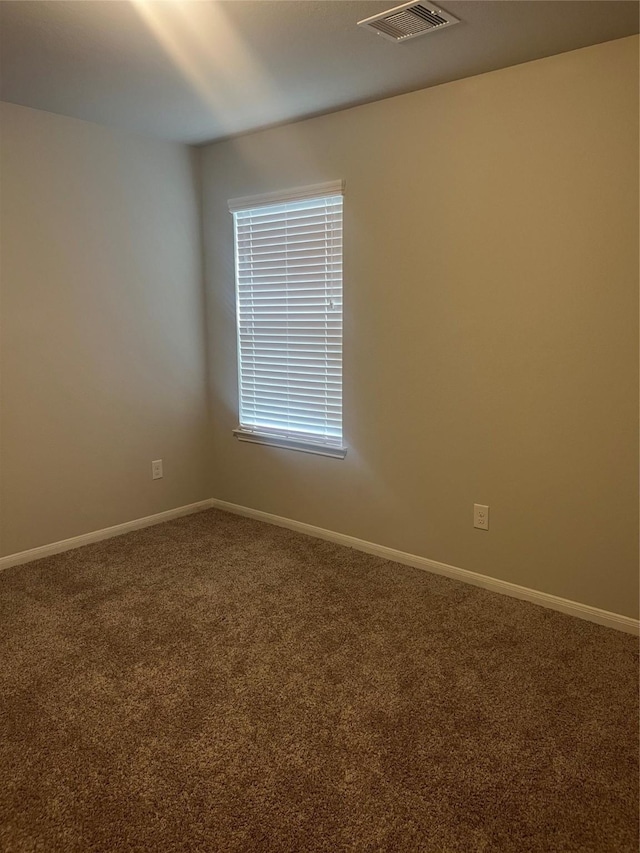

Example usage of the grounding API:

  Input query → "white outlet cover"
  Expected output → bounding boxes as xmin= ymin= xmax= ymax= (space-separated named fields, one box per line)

xmin=474 ymin=504 xmax=489 ymax=530
xmin=152 ymin=459 xmax=163 ymax=480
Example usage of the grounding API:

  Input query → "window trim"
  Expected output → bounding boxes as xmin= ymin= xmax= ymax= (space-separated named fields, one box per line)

xmin=229 ymin=181 xmax=346 ymax=459
xmin=232 ymin=428 xmax=347 ymax=459
xmin=228 ymin=180 xmax=344 ymax=213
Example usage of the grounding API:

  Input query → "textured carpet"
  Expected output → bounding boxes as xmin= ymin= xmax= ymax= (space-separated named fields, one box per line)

xmin=0 ymin=509 xmax=637 ymax=852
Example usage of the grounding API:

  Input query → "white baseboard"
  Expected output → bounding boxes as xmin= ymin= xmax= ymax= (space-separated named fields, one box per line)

xmin=209 ymin=498 xmax=640 ymax=636
xmin=2 ymin=496 xmax=637 ymax=636
xmin=0 ymin=499 xmax=214 ymax=573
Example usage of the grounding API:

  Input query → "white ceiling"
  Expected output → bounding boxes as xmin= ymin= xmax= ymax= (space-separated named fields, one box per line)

xmin=1 ymin=1 xmax=638 ymax=144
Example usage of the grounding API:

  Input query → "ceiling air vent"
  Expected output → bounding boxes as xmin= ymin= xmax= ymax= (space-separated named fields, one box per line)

xmin=358 ymin=2 xmax=459 ymax=43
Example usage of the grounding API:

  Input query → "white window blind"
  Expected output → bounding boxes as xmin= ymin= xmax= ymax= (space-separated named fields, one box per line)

xmin=229 ymin=181 xmax=345 ymax=458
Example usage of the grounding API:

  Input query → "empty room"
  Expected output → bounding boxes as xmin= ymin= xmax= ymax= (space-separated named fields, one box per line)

xmin=0 ymin=1 xmax=638 ymax=851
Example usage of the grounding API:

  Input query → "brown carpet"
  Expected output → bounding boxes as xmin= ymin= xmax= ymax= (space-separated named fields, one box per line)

xmin=0 ymin=509 xmax=637 ymax=852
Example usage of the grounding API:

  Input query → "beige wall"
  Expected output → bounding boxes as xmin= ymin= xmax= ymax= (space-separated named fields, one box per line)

xmin=201 ymin=36 xmax=639 ymax=619
xmin=2 ymin=38 xmax=637 ymax=619
xmin=0 ymin=102 xmax=210 ymax=555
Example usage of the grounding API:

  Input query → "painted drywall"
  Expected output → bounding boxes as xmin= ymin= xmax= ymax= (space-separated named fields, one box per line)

xmin=0 ymin=102 xmax=210 ymax=555
xmin=201 ymin=36 xmax=639 ymax=619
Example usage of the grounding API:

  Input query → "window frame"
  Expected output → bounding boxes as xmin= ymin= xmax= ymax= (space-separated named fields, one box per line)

xmin=228 ymin=181 xmax=346 ymax=459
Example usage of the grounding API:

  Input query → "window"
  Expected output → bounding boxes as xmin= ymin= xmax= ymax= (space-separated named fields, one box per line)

xmin=229 ymin=181 xmax=345 ymax=458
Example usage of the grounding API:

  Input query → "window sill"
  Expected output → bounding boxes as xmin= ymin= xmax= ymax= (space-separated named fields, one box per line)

xmin=233 ymin=429 xmax=347 ymax=459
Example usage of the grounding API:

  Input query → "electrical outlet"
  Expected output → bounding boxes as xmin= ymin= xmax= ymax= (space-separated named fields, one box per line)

xmin=474 ymin=504 xmax=489 ymax=530
xmin=152 ymin=459 xmax=163 ymax=480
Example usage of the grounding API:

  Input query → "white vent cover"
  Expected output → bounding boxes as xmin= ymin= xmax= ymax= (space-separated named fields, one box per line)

xmin=358 ymin=2 xmax=459 ymax=43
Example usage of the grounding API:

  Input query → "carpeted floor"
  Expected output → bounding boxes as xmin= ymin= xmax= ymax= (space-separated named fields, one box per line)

xmin=0 ymin=509 xmax=637 ymax=852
